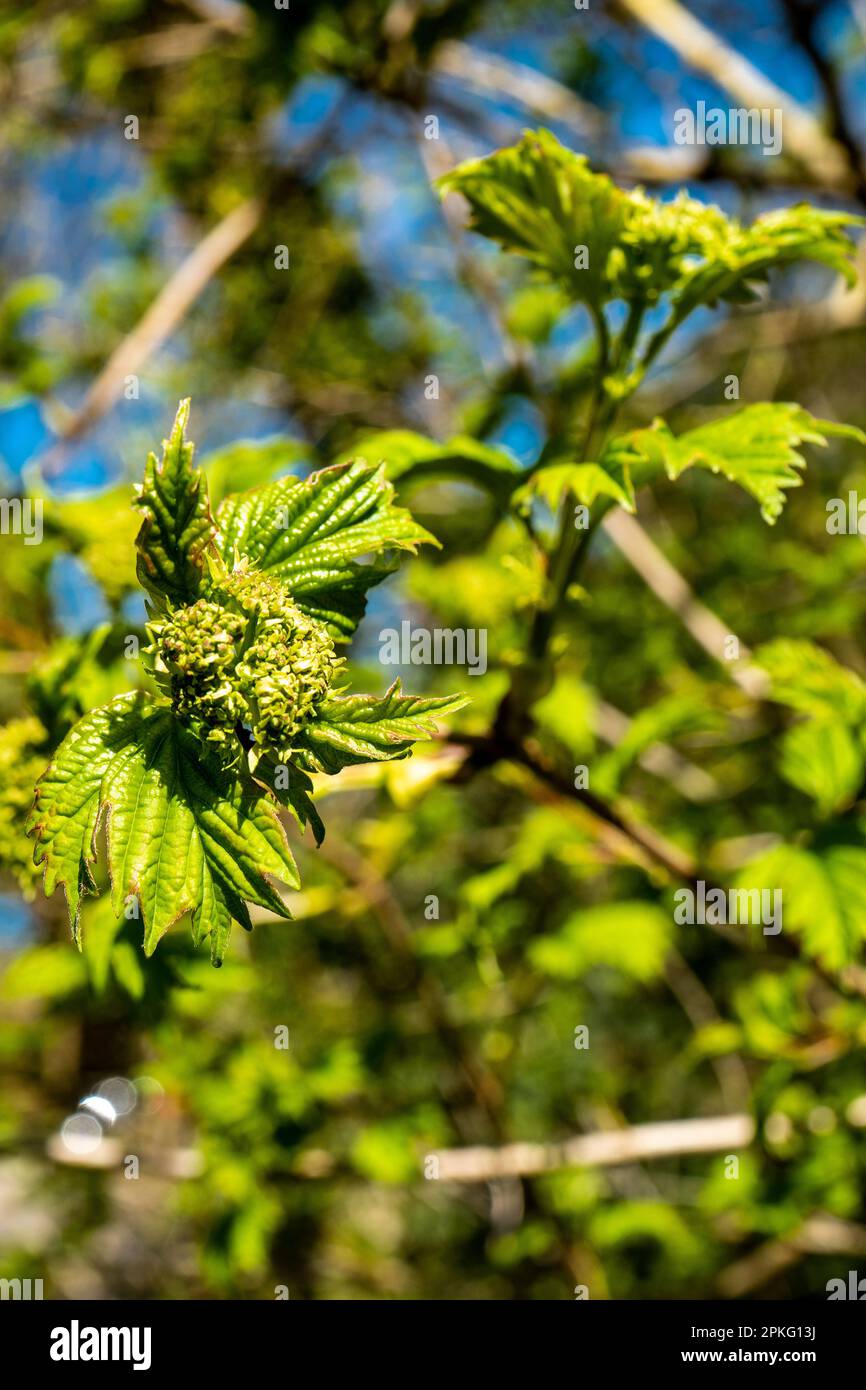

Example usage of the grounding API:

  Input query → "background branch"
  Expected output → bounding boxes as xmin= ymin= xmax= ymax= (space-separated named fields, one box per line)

xmin=429 ymin=1112 xmax=755 ymax=1182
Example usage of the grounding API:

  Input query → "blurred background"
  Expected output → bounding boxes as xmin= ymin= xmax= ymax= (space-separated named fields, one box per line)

xmin=3 ymin=0 xmax=866 ymax=1300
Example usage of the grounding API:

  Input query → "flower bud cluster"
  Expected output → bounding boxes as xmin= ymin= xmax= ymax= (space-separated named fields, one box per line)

xmin=609 ymin=191 xmax=730 ymax=305
xmin=150 ymin=569 xmax=341 ymax=752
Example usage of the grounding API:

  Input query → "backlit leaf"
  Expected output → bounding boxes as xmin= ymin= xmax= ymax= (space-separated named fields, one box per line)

xmin=611 ymin=405 xmax=865 ymax=523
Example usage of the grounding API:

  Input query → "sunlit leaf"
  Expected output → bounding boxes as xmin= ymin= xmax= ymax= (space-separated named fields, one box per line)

xmin=28 ymin=692 xmax=298 ymax=963
xmin=530 ymin=901 xmax=672 ymax=981
xmin=611 ymin=405 xmax=865 ymax=523
xmin=740 ymin=839 xmax=866 ymax=971
xmin=755 ymin=639 xmax=866 ymax=722
xmin=135 ymin=399 xmax=216 ymax=611
xmin=294 ymin=680 xmax=468 ymax=775
xmin=514 ymin=460 xmax=635 ymax=516
xmin=778 ymin=720 xmax=864 ymax=816
xmin=342 ymin=430 xmax=521 ymax=500
xmin=216 ymin=461 xmax=437 ymax=640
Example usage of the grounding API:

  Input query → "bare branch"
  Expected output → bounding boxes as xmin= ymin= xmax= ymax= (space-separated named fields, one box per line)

xmin=48 ymin=198 xmax=262 ymax=451
xmin=718 ymin=1213 xmax=866 ymax=1296
xmin=602 ymin=508 xmax=769 ymax=698
xmin=429 ymin=1112 xmax=755 ymax=1182
xmin=617 ymin=0 xmax=854 ymax=189
xmin=432 ymin=40 xmax=602 ymax=138
xmin=594 ymin=698 xmax=722 ymax=802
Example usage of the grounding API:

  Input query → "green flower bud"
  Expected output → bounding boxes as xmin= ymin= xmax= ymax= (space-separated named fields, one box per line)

xmin=610 ymin=190 xmax=731 ymax=305
xmin=149 ymin=569 xmax=342 ymax=752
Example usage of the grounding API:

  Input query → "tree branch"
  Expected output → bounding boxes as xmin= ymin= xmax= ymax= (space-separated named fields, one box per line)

xmin=616 ymin=0 xmax=854 ymax=190
xmin=429 ymin=1112 xmax=755 ymax=1182
xmin=47 ymin=197 xmax=262 ymax=452
xmin=602 ymin=508 xmax=769 ymax=697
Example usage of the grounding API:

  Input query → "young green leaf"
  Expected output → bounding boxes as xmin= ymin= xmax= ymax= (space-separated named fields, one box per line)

xmin=135 ymin=399 xmax=215 ymax=612
xmin=215 ymin=461 xmax=437 ymax=640
xmin=28 ymin=692 xmax=298 ymax=964
xmin=529 ymin=902 xmax=672 ymax=982
xmin=293 ymin=681 xmax=469 ymax=775
xmin=514 ymin=461 xmax=635 ymax=516
xmin=755 ymin=639 xmax=866 ymax=722
xmin=671 ymin=206 xmax=864 ymax=322
xmin=27 ymin=402 xmax=470 ymax=967
xmin=438 ymin=129 xmax=628 ymax=310
xmin=438 ymin=130 xmax=862 ymax=327
xmin=777 ymin=719 xmax=864 ymax=817
xmin=740 ymin=839 xmax=866 ymax=971
xmin=610 ymin=404 xmax=866 ymax=523
xmin=253 ymin=750 xmax=325 ymax=846
xmin=27 ymin=693 xmax=143 ymax=935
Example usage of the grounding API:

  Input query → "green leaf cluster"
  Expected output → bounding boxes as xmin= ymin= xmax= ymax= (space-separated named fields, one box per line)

xmin=27 ymin=402 xmax=466 ymax=962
